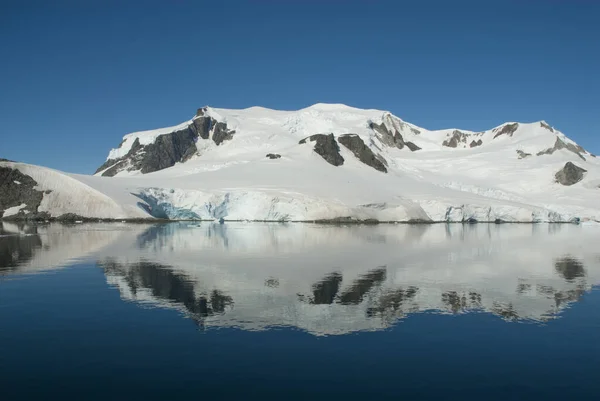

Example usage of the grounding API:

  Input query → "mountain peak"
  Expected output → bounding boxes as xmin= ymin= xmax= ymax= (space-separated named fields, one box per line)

xmin=95 ymin=104 xmax=593 ymax=178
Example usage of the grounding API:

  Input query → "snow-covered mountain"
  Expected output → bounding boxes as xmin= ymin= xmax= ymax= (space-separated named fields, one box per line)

xmin=1 ymin=103 xmax=599 ymax=222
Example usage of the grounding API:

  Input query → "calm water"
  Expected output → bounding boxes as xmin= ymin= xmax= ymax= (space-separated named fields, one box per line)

xmin=1 ymin=222 xmax=600 ymax=400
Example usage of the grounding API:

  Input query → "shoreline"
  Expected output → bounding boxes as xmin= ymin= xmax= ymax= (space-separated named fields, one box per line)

xmin=0 ymin=216 xmax=591 ymax=225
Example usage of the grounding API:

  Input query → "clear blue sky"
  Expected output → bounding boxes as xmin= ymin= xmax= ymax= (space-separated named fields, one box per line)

xmin=1 ymin=0 xmax=598 ymax=174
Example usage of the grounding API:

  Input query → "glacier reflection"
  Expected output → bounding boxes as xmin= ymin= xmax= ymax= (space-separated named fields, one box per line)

xmin=2 ymin=221 xmax=600 ymax=335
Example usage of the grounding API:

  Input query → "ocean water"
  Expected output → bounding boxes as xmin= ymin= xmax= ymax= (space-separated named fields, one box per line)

xmin=1 ymin=222 xmax=600 ymax=400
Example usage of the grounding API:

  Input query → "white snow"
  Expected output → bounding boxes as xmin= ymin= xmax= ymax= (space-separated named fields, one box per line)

xmin=13 ymin=180 xmax=21 ymax=185
xmin=3 ymin=103 xmax=600 ymax=222
xmin=2 ymin=203 xmax=27 ymax=218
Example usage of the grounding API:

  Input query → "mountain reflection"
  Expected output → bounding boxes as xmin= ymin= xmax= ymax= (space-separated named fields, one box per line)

xmin=555 ymin=257 xmax=586 ymax=282
xmin=1 ymin=221 xmax=600 ymax=335
xmin=338 ymin=267 xmax=387 ymax=305
xmin=366 ymin=287 xmax=419 ymax=323
xmin=102 ymin=260 xmax=233 ymax=327
xmin=441 ymin=291 xmax=483 ymax=314
xmin=301 ymin=272 xmax=343 ymax=305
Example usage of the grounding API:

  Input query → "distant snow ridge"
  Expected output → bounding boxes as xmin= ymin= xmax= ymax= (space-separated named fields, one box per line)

xmin=1 ymin=103 xmax=600 ymax=222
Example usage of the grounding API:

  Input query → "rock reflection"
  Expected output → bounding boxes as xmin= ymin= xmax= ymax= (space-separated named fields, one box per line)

xmin=102 ymin=260 xmax=234 ymax=326
xmin=0 ymin=232 xmax=42 ymax=271
xmin=555 ymin=257 xmax=586 ymax=282
xmin=339 ymin=267 xmax=386 ymax=305
xmin=366 ymin=287 xmax=419 ymax=323
xmin=491 ymin=302 xmax=520 ymax=322
xmin=441 ymin=291 xmax=482 ymax=314
xmin=305 ymin=272 xmax=343 ymax=305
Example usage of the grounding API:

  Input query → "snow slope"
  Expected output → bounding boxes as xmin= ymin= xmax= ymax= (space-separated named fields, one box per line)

xmin=2 ymin=103 xmax=599 ymax=222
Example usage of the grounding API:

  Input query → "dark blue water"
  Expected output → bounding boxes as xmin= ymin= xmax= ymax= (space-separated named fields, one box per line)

xmin=1 ymin=222 xmax=600 ymax=400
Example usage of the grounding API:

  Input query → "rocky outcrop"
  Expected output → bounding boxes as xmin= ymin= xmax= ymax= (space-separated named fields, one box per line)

xmin=443 ymin=130 xmax=470 ymax=148
xmin=98 ymin=127 xmax=199 ymax=176
xmin=540 ymin=121 xmax=555 ymax=133
xmin=338 ymin=134 xmax=387 ymax=173
xmin=212 ymin=122 xmax=235 ymax=145
xmin=369 ymin=122 xmax=421 ymax=151
xmin=0 ymin=166 xmax=47 ymax=220
xmin=516 ymin=150 xmax=532 ymax=159
xmin=405 ymin=141 xmax=421 ymax=151
xmin=493 ymin=123 xmax=519 ymax=139
xmin=299 ymin=134 xmax=344 ymax=166
xmin=266 ymin=153 xmax=281 ymax=159
xmin=96 ymin=112 xmax=236 ymax=176
xmin=555 ymin=162 xmax=587 ymax=186
xmin=442 ymin=131 xmax=484 ymax=149
xmin=537 ymin=137 xmax=587 ymax=161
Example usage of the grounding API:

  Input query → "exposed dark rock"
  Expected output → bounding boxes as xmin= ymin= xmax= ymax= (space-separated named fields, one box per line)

xmin=2 ymin=211 xmax=52 ymax=222
xmin=338 ymin=134 xmax=387 ymax=173
xmin=369 ymin=122 xmax=421 ymax=151
xmin=212 ymin=122 xmax=235 ymax=145
xmin=96 ymin=113 xmax=236 ymax=176
xmin=139 ymin=129 xmax=199 ymax=174
xmin=516 ymin=150 xmax=532 ymax=159
xmin=493 ymin=123 xmax=519 ymax=139
xmin=99 ymin=159 xmax=129 ymax=177
xmin=537 ymin=137 xmax=587 ymax=161
xmin=0 ymin=167 xmax=45 ymax=219
xmin=313 ymin=217 xmax=380 ymax=224
xmin=469 ymin=139 xmax=483 ymax=148
xmin=264 ymin=278 xmax=279 ymax=288
xmin=443 ymin=130 xmax=469 ymax=148
xmin=540 ymin=121 xmax=555 ymax=133
xmin=195 ymin=106 xmax=207 ymax=117
xmin=406 ymin=218 xmax=435 ymax=224
xmin=410 ymin=127 xmax=421 ymax=135
xmin=95 ymin=158 xmax=119 ymax=176
xmin=0 ymin=158 xmax=13 ymax=162
xmin=405 ymin=141 xmax=421 ymax=151
xmin=181 ymin=144 xmax=198 ymax=163
xmin=299 ymin=134 xmax=344 ymax=166
xmin=555 ymin=162 xmax=587 ymax=186
xmin=591 ymin=154 xmax=597 ymax=158
xmin=375 ymin=154 xmax=388 ymax=167
xmin=191 ymin=116 xmax=213 ymax=140
xmin=266 ymin=153 xmax=281 ymax=159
